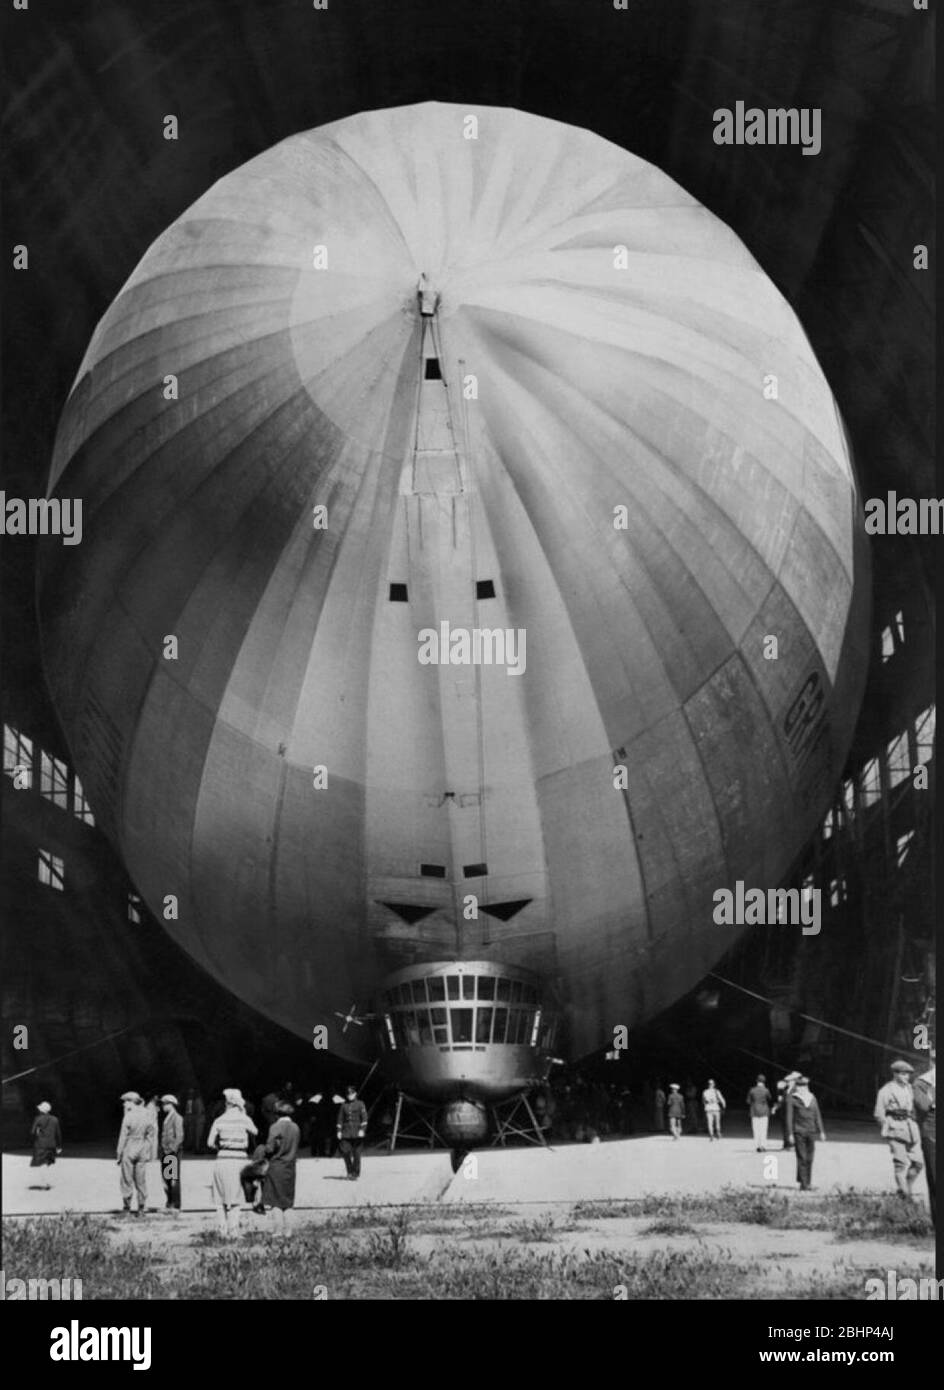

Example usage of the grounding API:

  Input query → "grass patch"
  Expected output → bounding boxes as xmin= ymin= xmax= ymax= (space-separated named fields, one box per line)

xmin=3 ymin=1214 xmax=165 ymax=1299
xmin=641 ymin=1217 xmax=700 ymax=1236
xmin=573 ymin=1187 xmax=934 ymax=1240
xmin=4 ymin=1188 xmax=933 ymax=1300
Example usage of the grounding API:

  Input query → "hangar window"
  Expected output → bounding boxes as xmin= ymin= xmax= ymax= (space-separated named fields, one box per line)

xmin=463 ymin=862 xmax=487 ymax=878
xmin=492 ymin=1007 xmax=508 ymax=1043
xmin=446 ymin=975 xmax=460 ymax=1000
xmin=880 ymin=610 xmax=905 ymax=663
xmin=829 ymin=877 xmax=846 ymax=908
xmin=72 ymin=776 xmax=95 ymax=826
xmin=410 ymin=979 xmax=427 ymax=1004
xmin=800 ymin=874 xmax=815 ymax=914
xmin=477 ymin=976 xmax=495 ymax=1000
xmin=842 ymin=778 xmax=856 ymax=822
xmin=420 ymin=863 xmax=446 ymax=878
xmin=886 ymin=731 xmax=910 ymax=789
xmin=40 ymin=751 xmax=69 ymax=810
xmin=427 ymin=976 xmax=446 ymax=1002
xmin=476 ymin=1008 xmax=493 ymax=1043
xmin=462 ymin=975 xmax=475 ymax=1000
xmin=496 ymin=978 xmax=511 ymax=1002
xmin=859 ymin=757 xmax=882 ymax=808
xmin=822 ymin=807 xmax=836 ymax=841
xmin=3 ymin=724 xmax=33 ymax=787
xmin=424 ymin=357 xmax=442 ymax=380
xmin=915 ymin=706 xmax=935 ymax=765
xmin=127 ymin=892 xmax=142 ymax=925
xmin=896 ymin=831 xmax=915 ymax=868
xmin=38 ymin=849 xmax=64 ymax=891
xmin=389 ymin=583 xmax=408 ymax=602
xmin=476 ymin=579 xmax=496 ymax=599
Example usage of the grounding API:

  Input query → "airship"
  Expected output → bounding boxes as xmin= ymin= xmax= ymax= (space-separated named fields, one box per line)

xmin=38 ymin=103 xmax=870 ymax=1147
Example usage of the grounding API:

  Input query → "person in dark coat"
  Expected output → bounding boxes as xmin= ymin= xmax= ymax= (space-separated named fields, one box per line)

xmin=29 ymin=1102 xmax=62 ymax=1188
xmin=159 ymin=1095 xmax=184 ymax=1212
xmin=773 ymin=1071 xmax=801 ymax=1150
xmin=912 ymin=1058 xmax=935 ymax=1224
xmin=747 ymin=1074 xmax=773 ymax=1151
xmin=262 ymin=1100 xmax=301 ymax=1233
xmin=789 ymin=1076 xmax=826 ymax=1191
xmin=666 ymin=1083 xmax=686 ymax=1139
xmin=337 ymin=1085 xmax=368 ymax=1178
xmin=307 ymin=1093 xmax=335 ymax=1156
xmin=260 ymin=1089 xmax=281 ymax=1134
xmin=653 ymin=1083 xmax=666 ymax=1133
xmin=683 ymin=1080 xmax=699 ymax=1134
xmin=241 ymin=1144 xmax=270 ymax=1212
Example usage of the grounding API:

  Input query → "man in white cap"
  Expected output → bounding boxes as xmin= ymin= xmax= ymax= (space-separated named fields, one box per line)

xmin=874 ymin=1060 xmax=924 ymax=1200
xmin=159 ymin=1095 xmax=184 ymax=1212
xmin=116 ymin=1091 xmax=155 ymax=1216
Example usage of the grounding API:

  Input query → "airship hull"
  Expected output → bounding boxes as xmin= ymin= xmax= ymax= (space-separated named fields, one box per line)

xmin=38 ymin=103 xmax=870 ymax=1069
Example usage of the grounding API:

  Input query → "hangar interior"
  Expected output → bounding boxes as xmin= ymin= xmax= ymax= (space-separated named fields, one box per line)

xmin=1 ymin=0 xmax=934 ymax=1142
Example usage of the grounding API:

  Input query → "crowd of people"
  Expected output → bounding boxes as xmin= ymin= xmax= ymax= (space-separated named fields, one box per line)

xmin=25 ymin=1054 xmax=934 ymax=1227
xmin=528 ymin=1056 xmax=934 ymax=1211
xmin=26 ymin=1079 xmax=369 ymax=1236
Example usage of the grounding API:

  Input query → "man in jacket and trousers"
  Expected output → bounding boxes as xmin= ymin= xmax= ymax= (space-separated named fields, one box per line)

xmin=789 ymin=1076 xmax=826 ymax=1190
xmin=747 ymin=1074 xmax=773 ymax=1151
xmin=875 ymin=1060 xmax=924 ymax=1201
xmin=159 ymin=1094 xmax=184 ymax=1212
xmin=116 ymin=1091 xmax=156 ymax=1216
xmin=337 ymin=1085 xmax=368 ymax=1179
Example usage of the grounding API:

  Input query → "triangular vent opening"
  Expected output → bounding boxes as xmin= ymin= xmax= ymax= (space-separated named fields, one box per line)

xmin=479 ymin=899 xmax=532 ymax=922
xmin=378 ymin=901 xmax=437 ymax=925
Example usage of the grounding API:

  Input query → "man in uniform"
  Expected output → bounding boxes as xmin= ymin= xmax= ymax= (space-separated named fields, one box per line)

xmin=336 ymin=1084 xmax=368 ymax=1179
xmin=874 ymin=1059 xmax=924 ymax=1201
xmin=159 ymin=1094 xmax=184 ymax=1212
xmin=116 ymin=1091 xmax=156 ymax=1216
xmin=912 ymin=1053 xmax=935 ymax=1223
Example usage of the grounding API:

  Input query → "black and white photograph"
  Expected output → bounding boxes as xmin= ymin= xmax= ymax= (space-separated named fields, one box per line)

xmin=1 ymin=0 xmax=938 ymax=1346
